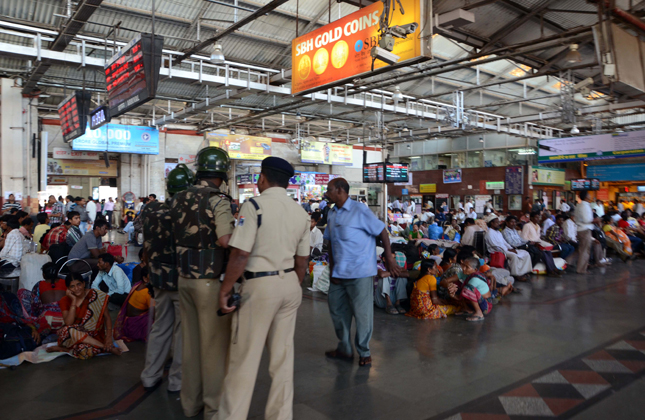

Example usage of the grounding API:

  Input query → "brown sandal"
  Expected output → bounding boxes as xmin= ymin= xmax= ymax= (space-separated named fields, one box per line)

xmin=359 ymin=356 xmax=372 ymax=367
xmin=325 ymin=350 xmax=353 ymax=361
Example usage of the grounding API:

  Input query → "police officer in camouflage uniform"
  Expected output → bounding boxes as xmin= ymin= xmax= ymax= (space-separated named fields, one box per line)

xmin=170 ymin=147 xmax=236 ymax=419
xmin=140 ymin=164 xmax=194 ymax=393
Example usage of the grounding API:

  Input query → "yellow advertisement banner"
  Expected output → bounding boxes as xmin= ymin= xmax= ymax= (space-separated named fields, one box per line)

xmin=206 ymin=133 xmax=272 ymax=161
xmin=419 ymin=184 xmax=436 ymax=193
xmin=300 ymin=141 xmax=353 ymax=165
xmin=291 ymin=0 xmax=424 ymax=94
xmin=47 ymin=158 xmax=117 ymax=177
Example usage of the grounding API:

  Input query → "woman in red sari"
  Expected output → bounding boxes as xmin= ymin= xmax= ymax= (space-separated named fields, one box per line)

xmin=47 ymin=273 xmax=122 ymax=359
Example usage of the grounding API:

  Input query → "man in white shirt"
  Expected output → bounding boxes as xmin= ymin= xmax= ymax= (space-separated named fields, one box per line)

xmin=0 ymin=217 xmax=24 ymax=270
xmin=86 ymin=197 xmax=97 ymax=229
xmin=560 ymin=200 xmax=570 ymax=213
xmin=389 ymin=221 xmax=401 ymax=236
xmin=590 ymin=200 xmax=604 ymax=217
xmin=461 ymin=218 xmax=483 ymax=247
xmin=574 ymin=191 xmax=595 ymax=274
xmin=93 ymin=252 xmax=132 ymax=306
xmin=419 ymin=209 xmax=434 ymax=223
xmin=468 ymin=208 xmax=478 ymax=220
xmin=464 ymin=199 xmax=473 ymax=214
xmin=563 ymin=215 xmax=578 ymax=244
xmin=311 ymin=201 xmax=320 ymax=212
xmin=409 ymin=200 xmax=416 ymax=214
xmin=521 ymin=212 xmax=559 ymax=275
xmin=310 ymin=213 xmax=324 ymax=255
xmin=459 ymin=201 xmax=464 ymax=210
xmin=541 ymin=211 xmax=555 ymax=236
xmin=485 ymin=215 xmax=532 ymax=278
xmin=456 ymin=208 xmax=466 ymax=223
xmin=392 ymin=198 xmax=401 ymax=211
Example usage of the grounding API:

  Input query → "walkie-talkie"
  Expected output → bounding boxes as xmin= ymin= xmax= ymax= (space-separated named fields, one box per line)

xmin=217 ymin=293 xmax=241 ymax=317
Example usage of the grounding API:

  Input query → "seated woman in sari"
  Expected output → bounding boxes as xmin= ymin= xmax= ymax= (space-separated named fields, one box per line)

xmin=602 ymin=215 xmax=632 ymax=261
xmin=407 ymin=259 xmax=462 ymax=320
xmin=47 ymin=273 xmax=121 ymax=359
xmin=114 ymin=267 xmax=152 ymax=342
xmin=18 ymin=262 xmax=65 ymax=334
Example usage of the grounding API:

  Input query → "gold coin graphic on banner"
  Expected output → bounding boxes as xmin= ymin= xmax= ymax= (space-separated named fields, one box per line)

xmin=331 ymin=40 xmax=349 ymax=69
xmin=313 ymin=48 xmax=329 ymax=75
xmin=298 ymin=55 xmax=311 ymax=80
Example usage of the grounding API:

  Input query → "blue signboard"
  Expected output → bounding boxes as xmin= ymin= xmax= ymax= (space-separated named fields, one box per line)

xmin=72 ymin=124 xmax=159 ymax=155
xmin=586 ymin=163 xmax=645 ymax=182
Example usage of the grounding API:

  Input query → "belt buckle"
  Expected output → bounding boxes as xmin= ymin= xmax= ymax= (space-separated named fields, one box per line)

xmin=278 ymin=269 xmax=284 ymax=278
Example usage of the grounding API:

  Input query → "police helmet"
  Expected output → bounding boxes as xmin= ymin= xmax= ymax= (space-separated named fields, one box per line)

xmin=167 ymin=164 xmax=195 ymax=195
xmin=194 ymin=147 xmax=230 ymax=181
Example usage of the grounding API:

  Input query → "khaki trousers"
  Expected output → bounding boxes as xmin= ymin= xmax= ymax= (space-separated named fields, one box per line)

xmin=141 ymin=288 xmax=182 ymax=392
xmin=217 ymin=272 xmax=302 ymax=420
xmin=179 ymin=278 xmax=231 ymax=419
xmin=577 ymin=229 xmax=592 ymax=273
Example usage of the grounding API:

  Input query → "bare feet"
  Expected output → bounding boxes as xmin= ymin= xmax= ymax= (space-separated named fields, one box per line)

xmin=109 ymin=346 xmax=123 ymax=356
xmin=46 ymin=346 xmax=70 ymax=353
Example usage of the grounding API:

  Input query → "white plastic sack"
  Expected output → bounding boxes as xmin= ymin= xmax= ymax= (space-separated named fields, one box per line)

xmin=312 ymin=265 xmax=330 ymax=294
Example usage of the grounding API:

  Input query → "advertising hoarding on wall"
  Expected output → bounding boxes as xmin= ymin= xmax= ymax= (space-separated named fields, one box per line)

xmin=300 ymin=141 xmax=353 ymax=165
xmin=538 ymin=130 xmax=645 ymax=163
xmin=443 ymin=169 xmax=462 ymax=184
xmin=47 ymin=158 xmax=117 ymax=177
xmin=419 ymin=184 xmax=436 ymax=193
xmin=53 ymin=148 xmax=99 ymax=160
xmin=72 ymin=124 xmax=159 ymax=154
xmin=206 ymin=132 xmax=272 ymax=161
xmin=529 ymin=166 xmax=566 ymax=186
xmin=290 ymin=0 xmax=430 ymax=95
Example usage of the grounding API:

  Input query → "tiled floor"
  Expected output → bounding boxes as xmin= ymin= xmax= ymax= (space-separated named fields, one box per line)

xmin=3 ymin=238 xmax=645 ymax=420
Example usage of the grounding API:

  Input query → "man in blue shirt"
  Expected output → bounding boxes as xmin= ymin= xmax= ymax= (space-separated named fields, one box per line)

xmin=323 ymin=178 xmax=401 ymax=367
xmin=93 ymin=252 xmax=131 ymax=306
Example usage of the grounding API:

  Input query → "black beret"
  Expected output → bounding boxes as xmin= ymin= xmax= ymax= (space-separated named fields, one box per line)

xmin=262 ymin=156 xmax=294 ymax=177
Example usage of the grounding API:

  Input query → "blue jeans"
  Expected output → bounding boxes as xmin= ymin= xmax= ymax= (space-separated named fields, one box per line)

xmin=79 ymin=221 xmax=88 ymax=233
xmin=123 ymin=221 xmax=134 ymax=242
xmin=328 ymin=277 xmax=373 ymax=358
xmin=558 ymin=243 xmax=575 ymax=260
xmin=628 ymin=235 xmax=643 ymax=253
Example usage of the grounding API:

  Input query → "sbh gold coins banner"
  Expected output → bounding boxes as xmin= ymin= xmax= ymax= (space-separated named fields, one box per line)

xmin=291 ymin=0 xmax=424 ymax=95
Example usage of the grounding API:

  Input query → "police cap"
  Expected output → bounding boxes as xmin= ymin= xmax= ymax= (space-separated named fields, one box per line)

xmin=261 ymin=156 xmax=294 ymax=177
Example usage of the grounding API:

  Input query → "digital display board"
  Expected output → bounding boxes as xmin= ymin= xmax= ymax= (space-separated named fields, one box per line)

xmin=571 ymin=178 xmax=600 ymax=191
xmin=105 ymin=33 xmax=163 ymax=118
xmin=58 ymin=91 xmax=91 ymax=143
xmin=90 ymin=105 xmax=110 ymax=130
xmin=385 ymin=163 xmax=409 ymax=183
xmin=363 ymin=162 xmax=384 ymax=183
xmin=72 ymin=124 xmax=159 ymax=155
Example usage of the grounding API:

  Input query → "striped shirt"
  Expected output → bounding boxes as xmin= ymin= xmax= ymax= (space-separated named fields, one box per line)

xmin=2 ymin=202 xmax=21 ymax=213
xmin=0 ymin=229 xmax=24 ymax=266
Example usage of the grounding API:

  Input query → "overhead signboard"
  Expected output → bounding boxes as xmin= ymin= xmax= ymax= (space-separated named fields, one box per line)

xmin=571 ymin=178 xmax=600 ymax=191
xmin=530 ymin=166 xmax=566 ymax=186
xmin=58 ymin=91 xmax=92 ymax=143
xmin=71 ymin=124 xmax=159 ymax=155
xmin=300 ymin=141 xmax=353 ymax=165
xmin=586 ymin=163 xmax=645 ymax=181
xmin=485 ymin=181 xmax=505 ymax=190
xmin=105 ymin=33 xmax=163 ymax=118
xmin=89 ymin=105 xmax=110 ymax=130
xmin=538 ymin=130 xmax=645 ymax=163
xmin=206 ymin=132 xmax=272 ymax=161
xmin=385 ymin=163 xmax=409 ymax=183
xmin=53 ymin=148 xmax=99 ymax=160
xmin=47 ymin=158 xmax=117 ymax=177
xmin=290 ymin=0 xmax=430 ymax=95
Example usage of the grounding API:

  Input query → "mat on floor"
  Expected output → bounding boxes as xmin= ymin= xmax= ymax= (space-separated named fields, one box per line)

xmin=0 ymin=340 xmax=129 ymax=368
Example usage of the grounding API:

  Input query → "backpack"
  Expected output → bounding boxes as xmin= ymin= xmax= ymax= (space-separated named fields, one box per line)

xmin=0 ymin=323 xmax=37 ymax=359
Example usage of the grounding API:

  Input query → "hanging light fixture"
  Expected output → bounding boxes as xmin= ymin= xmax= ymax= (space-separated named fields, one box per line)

xmin=230 ymin=127 xmax=236 ymax=135
xmin=565 ymin=44 xmax=582 ymax=64
xmin=570 ymin=125 xmax=579 ymax=134
xmin=210 ymin=44 xmax=225 ymax=64
xmin=392 ymin=86 xmax=404 ymax=101
xmin=296 ymin=110 xmax=303 ymax=120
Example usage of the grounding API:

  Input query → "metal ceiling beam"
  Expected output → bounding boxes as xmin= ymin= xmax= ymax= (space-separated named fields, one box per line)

xmin=177 ymin=0 xmax=291 ymax=64
xmin=22 ymin=0 xmax=104 ymax=94
xmin=479 ymin=0 xmax=561 ymax=53
xmin=270 ymin=2 xmax=330 ymax=67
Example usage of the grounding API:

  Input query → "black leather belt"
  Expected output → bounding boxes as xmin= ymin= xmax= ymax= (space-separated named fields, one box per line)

xmin=244 ymin=268 xmax=294 ymax=279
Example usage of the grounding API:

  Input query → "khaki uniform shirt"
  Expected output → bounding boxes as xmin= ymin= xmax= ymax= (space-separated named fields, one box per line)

xmin=229 ymin=187 xmax=310 ymax=272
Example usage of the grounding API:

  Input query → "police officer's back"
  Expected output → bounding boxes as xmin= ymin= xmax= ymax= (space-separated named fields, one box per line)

xmin=170 ymin=148 xmax=235 ymax=419
xmin=217 ymin=157 xmax=310 ymax=420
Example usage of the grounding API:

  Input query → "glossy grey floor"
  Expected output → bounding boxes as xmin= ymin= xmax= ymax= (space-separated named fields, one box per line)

xmin=3 ymin=242 xmax=645 ymax=420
